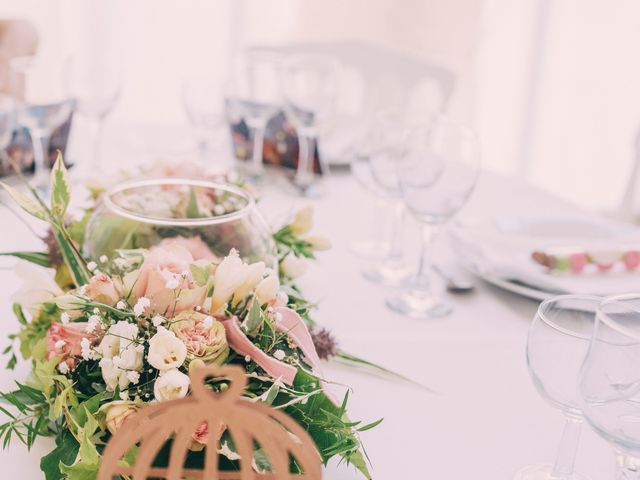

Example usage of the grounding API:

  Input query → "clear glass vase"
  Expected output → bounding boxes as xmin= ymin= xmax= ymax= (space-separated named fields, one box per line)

xmin=84 ymin=178 xmax=277 ymax=267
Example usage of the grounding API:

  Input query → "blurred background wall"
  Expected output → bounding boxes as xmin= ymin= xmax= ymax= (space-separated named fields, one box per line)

xmin=0 ymin=0 xmax=637 ymax=214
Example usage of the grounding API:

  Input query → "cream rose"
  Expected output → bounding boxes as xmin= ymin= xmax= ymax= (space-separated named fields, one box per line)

xmin=100 ymin=400 xmax=139 ymax=434
xmin=169 ymin=311 xmax=228 ymax=365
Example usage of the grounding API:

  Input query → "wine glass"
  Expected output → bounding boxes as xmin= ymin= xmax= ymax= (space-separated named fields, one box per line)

xmin=386 ymin=118 xmax=479 ymax=316
xmin=9 ymin=56 xmax=73 ymax=191
xmin=578 ymin=294 xmax=640 ymax=479
xmin=514 ymin=295 xmax=599 ymax=480
xmin=68 ymin=55 xmax=121 ymax=175
xmin=0 ymin=95 xmax=15 ymax=173
xmin=280 ymin=54 xmax=338 ymax=196
xmin=360 ymin=111 xmax=412 ymax=285
xmin=183 ymin=74 xmax=226 ymax=164
xmin=226 ymin=51 xmax=281 ymax=180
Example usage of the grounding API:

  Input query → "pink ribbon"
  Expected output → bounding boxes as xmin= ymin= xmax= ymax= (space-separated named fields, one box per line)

xmin=220 ymin=316 xmax=297 ymax=385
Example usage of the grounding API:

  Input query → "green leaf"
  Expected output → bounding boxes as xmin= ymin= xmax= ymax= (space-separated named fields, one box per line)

xmin=185 ymin=187 xmax=202 ymax=218
xmin=345 ymin=449 xmax=372 ymax=480
xmin=49 ymin=152 xmax=71 ymax=220
xmin=53 ymin=229 xmax=90 ymax=287
xmin=12 ymin=303 xmax=27 ymax=326
xmin=40 ymin=432 xmax=79 ymax=480
xmin=70 ymin=393 xmax=103 ymax=427
xmin=242 ymin=299 xmax=263 ymax=336
xmin=0 ymin=251 xmax=50 ymax=268
xmin=357 ymin=417 xmax=384 ymax=432
xmin=190 ymin=262 xmax=212 ymax=287
xmin=0 ymin=182 xmax=48 ymax=221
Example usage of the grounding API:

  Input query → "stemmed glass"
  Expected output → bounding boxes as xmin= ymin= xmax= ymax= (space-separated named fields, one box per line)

xmin=183 ymin=74 xmax=226 ymax=164
xmin=226 ymin=52 xmax=281 ymax=180
xmin=68 ymin=56 xmax=121 ymax=175
xmin=515 ymin=295 xmax=599 ymax=480
xmin=9 ymin=56 xmax=72 ymax=191
xmin=579 ymin=294 xmax=640 ymax=479
xmin=361 ymin=112 xmax=412 ymax=285
xmin=386 ymin=118 xmax=479 ymax=316
xmin=280 ymin=54 xmax=338 ymax=196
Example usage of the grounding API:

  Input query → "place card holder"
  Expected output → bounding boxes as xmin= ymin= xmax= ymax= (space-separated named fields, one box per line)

xmin=98 ymin=365 xmax=322 ymax=480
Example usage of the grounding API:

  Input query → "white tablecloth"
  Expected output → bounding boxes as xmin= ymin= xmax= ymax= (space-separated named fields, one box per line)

xmin=0 ymin=127 xmax=614 ymax=479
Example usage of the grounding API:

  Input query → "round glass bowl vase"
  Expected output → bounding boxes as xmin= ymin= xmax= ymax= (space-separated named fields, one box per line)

xmin=84 ymin=178 xmax=276 ymax=267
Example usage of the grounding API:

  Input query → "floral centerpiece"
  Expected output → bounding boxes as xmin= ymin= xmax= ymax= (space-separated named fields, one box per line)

xmin=0 ymin=156 xmax=380 ymax=479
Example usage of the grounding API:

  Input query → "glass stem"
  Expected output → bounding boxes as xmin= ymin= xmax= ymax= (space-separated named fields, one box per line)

xmin=550 ymin=415 xmax=582 ymax=479
xmin=250 ymin=124 xmax=265 ymax=176
xmin=295 ymin=134 xmax=315 ymax=189
xmin=410 ymin=224 xmax=438 ymax=297
xmin=385 ymin=200 xmax=405 ymax=265
xmin=88 ymin=116 xmax=104 ymax=172
xmin=30 ymin=132 xmax=50 ymax=189
xmin=615 ymin=452 xmax=640 ymax=479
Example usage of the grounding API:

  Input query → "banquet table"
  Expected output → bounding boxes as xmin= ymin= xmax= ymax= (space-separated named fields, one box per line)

xmin=0 ymin=126 xmax=615 ymax=479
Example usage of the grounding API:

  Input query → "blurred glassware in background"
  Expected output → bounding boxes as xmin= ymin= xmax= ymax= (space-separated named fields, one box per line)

xmin=226 ymin=51 xmax=281 ymax=180
xmin=386 ymin=118 xmax=479 ymax=317
xmin=281 ymin=54 xmax=338 ymax=196
xmin=515 ymin=295 xmax=598 ymax=480
xmin=69 ymin=55 xmax=121 ymax=176
xmin=579 ymin=294 xmax=640 ymax=480
xmin=84 ymin=178 xmax=276 ymax=267
xmin=0 ymin=95 xmax=15 ymax=152
xmin=9 ymin=56 xmax=72 ymax=191
xmin=183 ymin=73 xmax=226 ymax=164
xmin=361 ymin=111 xmax=412 ymax=286
xmin=349 ymin=145 xmax=392 ymax=260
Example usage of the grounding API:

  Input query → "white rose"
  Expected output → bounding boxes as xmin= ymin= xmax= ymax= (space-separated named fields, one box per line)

xmin=148 ymin=328 xmax=187 ymax=371
xmin=154 ymin=368 xmax=190 ymax=401
xmin=255 ymin=275 xmax=280 ymax=305
xmin=231 ymin=261 xmax=265 ymax=306
xmin=290 ymin=206 xmax=314 ymax=236
xmin=11 ymin=261 xmax=64 ymax=315
xmin=97 ymin=321 xmax=143 ymax=391
xmin=211 ymin=249 xmax=249 ymax=312
xmin=281 ymin=254 xmax=309 ymax=279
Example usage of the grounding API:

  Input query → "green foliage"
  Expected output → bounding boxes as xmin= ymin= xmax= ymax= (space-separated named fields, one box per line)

xmin=49 ymin=153 xmax=71 ymax=219
xmin=0 ymin=153 xmax=91 ymax=287
xmin=242 ymin=298 xmax=263 ymax=336
xmin=0 ymin=251 xmax=51 ymax=268
xmin=41 ymin=431 xmax=79 ymax=480
xmin=190 ymin=262 xmax=212 ymax=287
xmin=15 ymin=303 xmax=55 ymax=360
xmin=0 ymin=382 xmax=51 ymax=451
xmin=274 ymin=225 xmax=316 ymax=260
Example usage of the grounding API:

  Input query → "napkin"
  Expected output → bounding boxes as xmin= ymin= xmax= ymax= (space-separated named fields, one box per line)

xmin=450 ymin=215 xmax=640 ymax=296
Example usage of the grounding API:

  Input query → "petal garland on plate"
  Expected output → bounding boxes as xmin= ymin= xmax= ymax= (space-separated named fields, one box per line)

xmin=0 ymin=155 xmax=384 ymax=480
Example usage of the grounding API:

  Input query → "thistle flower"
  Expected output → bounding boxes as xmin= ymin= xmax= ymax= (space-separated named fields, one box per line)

xmin=311 ymin=328 xmax=338 ymax=360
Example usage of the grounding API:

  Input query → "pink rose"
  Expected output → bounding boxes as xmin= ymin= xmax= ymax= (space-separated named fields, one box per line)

xmin=623 ymin=251 xmax=640 ymax=271
xmin=130 ymin=244 xmax=207 ymax=316
xmin=46 ymin=322 xmax=102 ymax=369
xmin=189 ymin=421 xmax=225 ymax=451
xmin=159 ymin=236 xmax=218 ymax=262
xmin=85 ymin=273 xmax=122 ymax=306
